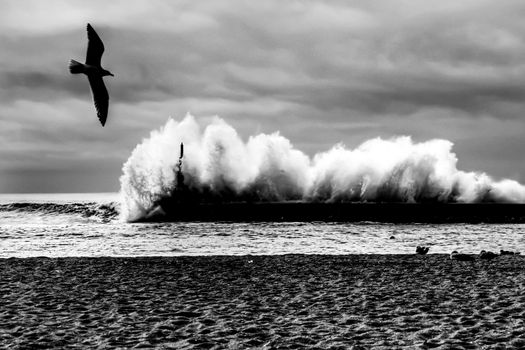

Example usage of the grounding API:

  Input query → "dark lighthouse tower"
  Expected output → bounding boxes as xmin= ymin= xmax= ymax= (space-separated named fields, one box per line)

xmin=176 ymin=142 xmax=185 ymax=188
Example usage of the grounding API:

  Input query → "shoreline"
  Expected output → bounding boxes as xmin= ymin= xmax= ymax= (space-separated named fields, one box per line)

xmin=0 ymin=252 xmax=520 ymax=258
xmin=2 ymin=255 xmax=524 ymax=348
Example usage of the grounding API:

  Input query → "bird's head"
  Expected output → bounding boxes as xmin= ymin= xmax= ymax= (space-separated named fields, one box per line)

xmin=103 ymin=70 xmax=114 ymax=77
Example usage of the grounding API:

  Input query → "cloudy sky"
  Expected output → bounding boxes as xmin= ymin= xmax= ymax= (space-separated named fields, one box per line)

xmin=1 ymin=0 xmax=525 ymax=193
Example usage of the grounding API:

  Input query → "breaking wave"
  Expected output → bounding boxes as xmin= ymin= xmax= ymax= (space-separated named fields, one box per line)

xmin=0 ymin=202 xmax=119 ymax=222
xmin=119 ymin=114 xmax=525 ymax=221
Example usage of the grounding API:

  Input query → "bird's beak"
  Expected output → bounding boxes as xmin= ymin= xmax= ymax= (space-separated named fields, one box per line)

xmin=110 ymin=73 xmax=115 ymax=77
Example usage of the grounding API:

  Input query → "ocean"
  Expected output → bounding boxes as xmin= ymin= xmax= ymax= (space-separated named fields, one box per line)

xmin=1 ymin=193 xmax=523 ymax=257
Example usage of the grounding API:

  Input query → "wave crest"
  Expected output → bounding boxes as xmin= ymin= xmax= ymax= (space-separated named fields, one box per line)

xmin=0 ymin=202 xmax=119 ymax=222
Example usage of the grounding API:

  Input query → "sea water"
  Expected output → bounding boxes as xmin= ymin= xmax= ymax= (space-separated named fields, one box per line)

xmin=0 ymin=193 xmax=523 ymax=258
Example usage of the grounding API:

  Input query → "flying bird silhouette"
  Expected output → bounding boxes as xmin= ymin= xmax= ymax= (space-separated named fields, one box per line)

xmin=69 ymin=23 xmax=114 ymax=126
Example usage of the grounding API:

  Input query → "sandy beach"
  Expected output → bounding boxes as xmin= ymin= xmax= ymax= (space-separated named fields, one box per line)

xmin=1 ymin=255 xmax=524 ymax=349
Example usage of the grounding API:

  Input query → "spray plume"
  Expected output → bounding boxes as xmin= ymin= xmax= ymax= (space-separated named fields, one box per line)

xmin=119 ymin=114 xmax=525 ymax=221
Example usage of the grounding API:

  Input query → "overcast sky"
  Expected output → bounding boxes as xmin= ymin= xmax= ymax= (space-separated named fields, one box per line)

xmin=1 ymin=0 xmax=525 ymax=193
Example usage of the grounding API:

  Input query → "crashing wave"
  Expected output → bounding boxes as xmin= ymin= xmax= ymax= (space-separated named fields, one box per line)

xmin=119 ymin=114 xmax=525 ymax=221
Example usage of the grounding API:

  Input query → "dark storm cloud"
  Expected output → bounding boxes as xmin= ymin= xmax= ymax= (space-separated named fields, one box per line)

xmin=2 ymin=0 xmax=525 ymax=192
xmin=4 ymin=1 xmax=525 ymax=113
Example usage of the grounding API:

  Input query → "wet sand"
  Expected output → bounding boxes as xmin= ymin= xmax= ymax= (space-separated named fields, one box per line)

xmin=1 ymin=255 xmax=524 ymax=349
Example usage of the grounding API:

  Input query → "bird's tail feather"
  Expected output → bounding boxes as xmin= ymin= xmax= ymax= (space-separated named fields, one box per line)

xmin=69 ymin=59 xmax=84 ymax=74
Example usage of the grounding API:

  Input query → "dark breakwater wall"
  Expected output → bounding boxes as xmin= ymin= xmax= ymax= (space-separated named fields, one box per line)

xmin=143 ymin=202 xmax=525 ymax=223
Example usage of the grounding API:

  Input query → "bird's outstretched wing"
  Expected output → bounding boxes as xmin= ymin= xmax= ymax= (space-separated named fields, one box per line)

xmin=88 ymin=75 xmax=109 ymax=126
xmin=86 ymin=23 xmax=105 ymax=67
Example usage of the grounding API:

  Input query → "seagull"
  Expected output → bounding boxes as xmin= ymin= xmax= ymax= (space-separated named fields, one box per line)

xmin=450 ymin=251 xmax=475 ymax=261
xmin=69 ymin=23 xmax=114 ymax=126
xmin=416 ymin=246 xmax=429 ymax=255
xmin=479 ymin=250 xmax=498 ymax=260
xmin=500 ymin=249 xmax=520 ymax=255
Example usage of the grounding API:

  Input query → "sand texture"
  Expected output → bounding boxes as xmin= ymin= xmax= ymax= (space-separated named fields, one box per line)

xmin=1 ymin=255 xmax=525 ymax=349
